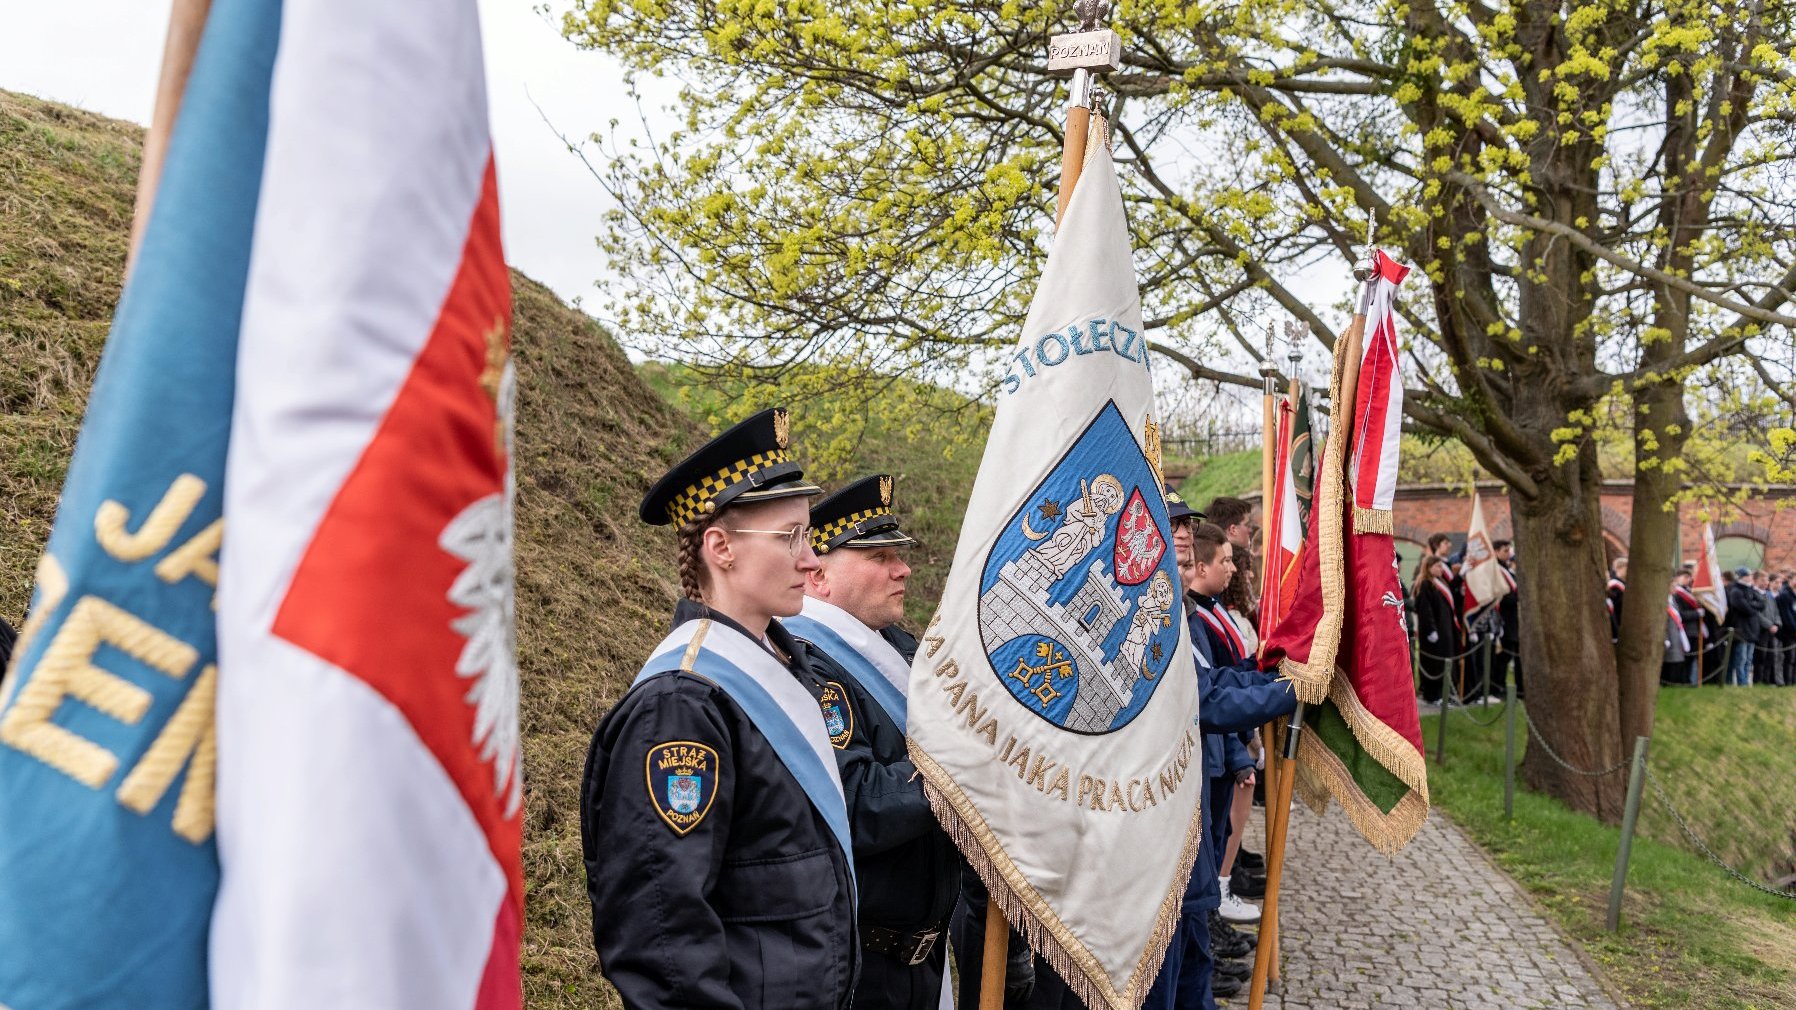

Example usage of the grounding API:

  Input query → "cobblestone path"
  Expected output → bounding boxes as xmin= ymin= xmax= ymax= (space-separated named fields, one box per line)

xmin=1239 ymin=802 xmax=1624 ymax=1009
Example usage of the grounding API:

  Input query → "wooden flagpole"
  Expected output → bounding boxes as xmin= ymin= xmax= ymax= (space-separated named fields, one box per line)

xmin=977 ymin=896 xmax=1008 ymax=1010
xmin=975 ymin=9 xmax=1123 ymax=1009
xmin=1247 ymin=216 xmax=1378 ymax=1010
xmin=1258 ymin=336 xmax=1305 ymax=984
xmin=1256 ymin=327 xmax=1283 ymax=983
xmin=1056 ymin=91 xmax=1092 ymax=229
xmin=130 ymin=0 xmax=215 ymax=271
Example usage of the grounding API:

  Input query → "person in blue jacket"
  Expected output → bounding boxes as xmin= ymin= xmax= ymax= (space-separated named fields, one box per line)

xmin=1139 ymin=496 xmax=1297 ymax=1010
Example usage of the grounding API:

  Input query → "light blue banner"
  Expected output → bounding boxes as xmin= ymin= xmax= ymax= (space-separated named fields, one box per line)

xmin=0 ymin=0 xmax=280 ymax=1005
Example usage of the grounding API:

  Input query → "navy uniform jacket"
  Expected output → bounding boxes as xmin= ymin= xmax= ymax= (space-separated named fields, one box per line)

xmin=1182 ymin=602 xmax=1297 ymax=910
xmin=800 ymin=624 xmax=960 ymax=1010
xmin=1498 ymin=563 xmax=1521 ymax=650
xmin=581 ymin=600 xmax=859 ymax=1010
xmin=1189 ymin=597 xmax=1255 ymax=779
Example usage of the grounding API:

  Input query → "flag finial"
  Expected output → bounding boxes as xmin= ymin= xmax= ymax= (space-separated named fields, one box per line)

xmin=1284 ymin=318 xmax=1305 ymax=374
xmin=1353 ymin=208 xmax=1378 ymax=282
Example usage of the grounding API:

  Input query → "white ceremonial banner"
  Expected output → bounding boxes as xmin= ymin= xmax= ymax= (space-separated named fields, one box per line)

xmin=907 ymin=136 xmax=1202 ymax=1010
xmin=1461 ymin=491 xmax=1510 ymax=611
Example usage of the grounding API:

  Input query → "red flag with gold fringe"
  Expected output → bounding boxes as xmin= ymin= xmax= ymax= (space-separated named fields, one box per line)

xmin=1258 ymin=251 xmax=1428 ymax=852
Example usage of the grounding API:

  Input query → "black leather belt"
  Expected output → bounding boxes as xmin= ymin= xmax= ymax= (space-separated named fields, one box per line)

xmin=862 ymin=924 xmax=942 ymax=966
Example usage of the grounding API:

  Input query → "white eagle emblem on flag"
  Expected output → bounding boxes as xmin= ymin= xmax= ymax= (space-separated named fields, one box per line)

xmin=440 ymin=359 xmax=522 ymax=816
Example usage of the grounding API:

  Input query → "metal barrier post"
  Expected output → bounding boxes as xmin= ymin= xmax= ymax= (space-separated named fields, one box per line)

xmin=1722 ymin=634 xmax=1736 ymax=688
xmin=1503 ymin=680 xmax=1517 ymax=820
xmin=1481 ymin=637 xmax=1493 ymax=703
xmin=1606 ymin=735 xmax=1651 ymax=932
xmin=1434 ymin=665 xmax=1451 ymax=764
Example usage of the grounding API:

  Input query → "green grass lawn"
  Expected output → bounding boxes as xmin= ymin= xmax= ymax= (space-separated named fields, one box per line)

xmin=1420 ymin=690 xmax=1796 ymax=1010
xmin=1177 ymin=447 xmax=1262 ymax=508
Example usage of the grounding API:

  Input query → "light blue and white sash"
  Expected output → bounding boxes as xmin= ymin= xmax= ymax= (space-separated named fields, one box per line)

xmin=637 ymin=618 xmax=855 ymax=893
xmin=784 ymin=597 xmax=912 ymax=731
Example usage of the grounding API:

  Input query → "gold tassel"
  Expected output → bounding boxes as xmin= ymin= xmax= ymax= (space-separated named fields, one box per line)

xmin=1353 ymin=506 xmax=1394 ymax=536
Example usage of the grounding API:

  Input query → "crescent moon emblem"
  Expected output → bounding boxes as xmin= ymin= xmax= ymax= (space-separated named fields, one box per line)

xmin=1021 ymin=511 xmax=1051 ymax=541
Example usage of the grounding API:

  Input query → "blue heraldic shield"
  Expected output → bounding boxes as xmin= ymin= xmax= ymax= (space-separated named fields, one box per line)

xmin=667 ymin=774 xmax=701 ymax=814
xmin=978 ymin=401 xmax=1180 ymax=734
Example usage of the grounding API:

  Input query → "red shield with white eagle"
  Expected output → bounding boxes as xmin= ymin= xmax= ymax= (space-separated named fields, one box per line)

xmin=1112 ymin=487 xmax=1165 ymax=586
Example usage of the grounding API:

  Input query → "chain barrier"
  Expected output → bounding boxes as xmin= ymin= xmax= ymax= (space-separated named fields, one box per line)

xmin=1517 ymin=707 xmax=1634 ymax=777
xmin=1413 ymin=641 xmax=1487 ymax=664
xmin=1408 ymin=620 xmax=1794 ymax=901
xmin=1447 ymin=693 xmax=1508 ymax=727
xmin=1643 ymin=767 xmax=1796 ymax=901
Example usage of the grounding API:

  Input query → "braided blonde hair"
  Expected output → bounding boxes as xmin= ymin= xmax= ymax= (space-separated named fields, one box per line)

xmin=675 ymin=512 xmax=720 ymax=603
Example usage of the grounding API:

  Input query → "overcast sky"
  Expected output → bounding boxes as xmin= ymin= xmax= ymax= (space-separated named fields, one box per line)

xmin=1 ymin=0 xmax=628 ymax=307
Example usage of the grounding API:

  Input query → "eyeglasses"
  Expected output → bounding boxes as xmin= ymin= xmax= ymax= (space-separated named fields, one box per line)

xmin=724 ymin=524 xmax=814 ymax=558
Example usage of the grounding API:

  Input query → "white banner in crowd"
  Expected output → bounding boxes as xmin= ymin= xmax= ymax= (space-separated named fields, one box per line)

xmin=907 ymin=135 xmax=1202 ymax=1010
xmin=1462 ymin=491 xmax=1511 ymax=611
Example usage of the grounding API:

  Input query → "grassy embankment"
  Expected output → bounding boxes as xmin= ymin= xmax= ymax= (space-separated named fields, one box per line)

xmin=1420 ymin=689 xmax=1796 ymax=1010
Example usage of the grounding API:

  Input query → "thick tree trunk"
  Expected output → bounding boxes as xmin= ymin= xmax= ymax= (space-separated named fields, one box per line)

xmin=1616 ymin=385 xmax=1688 ymax=745
xmin=1511 ymin=469 xmax=1628 ymax=821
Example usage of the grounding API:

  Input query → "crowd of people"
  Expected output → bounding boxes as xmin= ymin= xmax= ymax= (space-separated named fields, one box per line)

xmin=580 ymin=409 xmax=1297 ymax=1010
xmin=1402 ymin=535 xmax=1796 ymax=704
xmin=1408 ymin=533 xmax=1520 ymax=705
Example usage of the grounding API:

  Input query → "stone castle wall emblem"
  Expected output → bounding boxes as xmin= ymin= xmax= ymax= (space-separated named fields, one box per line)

xmin=977 ymin=401 xmax=1179 ymax=734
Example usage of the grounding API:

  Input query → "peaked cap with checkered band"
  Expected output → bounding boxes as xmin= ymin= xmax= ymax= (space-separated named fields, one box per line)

xmin=809 ymin=474 xmax=919 ymax=555
xmin=639 ymin=407 xmax=821 ymax=526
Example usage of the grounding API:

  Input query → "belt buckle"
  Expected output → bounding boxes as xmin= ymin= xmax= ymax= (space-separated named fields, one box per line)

xmin=906 ymin=929 xmax=940 ymax=966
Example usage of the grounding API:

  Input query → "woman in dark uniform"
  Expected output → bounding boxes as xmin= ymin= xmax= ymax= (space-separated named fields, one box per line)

xmin=581 ymin=407 xmax=859 ymax=1009
xmin=1413 ymin=555 xmax=1463 ymax=704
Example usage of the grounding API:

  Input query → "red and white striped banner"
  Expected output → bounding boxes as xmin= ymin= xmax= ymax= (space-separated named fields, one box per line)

xmin=213 ymin=0 xmax=520 ymax=1005
xmin=1348 ymin=251 xmax=1410 ymax=534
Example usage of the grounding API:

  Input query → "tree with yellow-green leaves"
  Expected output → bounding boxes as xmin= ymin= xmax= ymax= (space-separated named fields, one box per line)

xmin=564 ymin=0 xmax=1795 ymax=819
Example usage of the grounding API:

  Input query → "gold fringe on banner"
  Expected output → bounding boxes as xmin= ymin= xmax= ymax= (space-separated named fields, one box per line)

xmin=1291 ymin=674 xmax=1432 ymax=852
xmin=1352 ymin=506 xmax=1393 ymax=536
xmin=909 ymin=744 xmax=1205 ymax=1010
xmin=1275 ymin=318 xmax=1363 ymax=706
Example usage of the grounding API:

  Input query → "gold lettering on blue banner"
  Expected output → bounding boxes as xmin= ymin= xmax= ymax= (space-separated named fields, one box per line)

xmin=94 ymin=474 xmax=207 ymax=562
xmin=116 ymin=664 xmax=217 ymax=843
xmin=0 ymin=596 xmax=199 ymax=787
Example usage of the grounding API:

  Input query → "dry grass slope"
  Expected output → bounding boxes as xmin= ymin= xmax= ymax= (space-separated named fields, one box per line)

xmin=510 ymin=273 xmax=696 ymax=1007
xmin=0 ymin=89 xmax=691 ymax=1007
xmin=0 ymin=91 xmax=139 ymax=626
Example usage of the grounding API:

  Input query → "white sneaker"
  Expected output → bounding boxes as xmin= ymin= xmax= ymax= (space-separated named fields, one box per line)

xmin=1217 ymin=875 xmax=1261 ymax=923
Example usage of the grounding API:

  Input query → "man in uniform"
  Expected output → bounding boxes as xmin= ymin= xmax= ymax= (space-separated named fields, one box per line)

xmin=582 ymin=407 xmax=859 ymax=1010
xmin=785 ymin=475 xmax=963 ymax=1010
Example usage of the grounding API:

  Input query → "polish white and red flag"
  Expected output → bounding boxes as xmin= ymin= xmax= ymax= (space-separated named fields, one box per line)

xmin=213 ymin=0 xmax=520 ymax=1006
xmin=1348 ymin=251 xmax=1410 ymax=535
